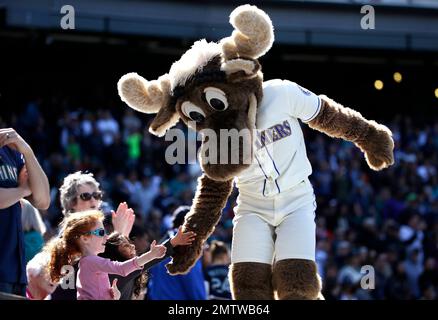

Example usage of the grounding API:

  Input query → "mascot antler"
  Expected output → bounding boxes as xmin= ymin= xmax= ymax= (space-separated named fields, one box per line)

xmin=220 ymin=5 xmax=274 ymax=79
xmin=221 ymin=4 xmax=274 ymax=60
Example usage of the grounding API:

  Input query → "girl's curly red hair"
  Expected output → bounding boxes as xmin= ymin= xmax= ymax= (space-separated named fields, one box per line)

xmin=47 ymin=210 xmax=104 ymax=282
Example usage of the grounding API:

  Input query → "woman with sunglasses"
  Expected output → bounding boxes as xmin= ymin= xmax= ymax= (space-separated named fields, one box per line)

xmin=31 ymin=171 xmax=136 ymax=300
xmin=50 ymin=171 xmax=195 ymax=300
xmin=48 ymin=210 xmax=167 ymax=300
xmin=59 ymin=171 xmax=135 ymax=237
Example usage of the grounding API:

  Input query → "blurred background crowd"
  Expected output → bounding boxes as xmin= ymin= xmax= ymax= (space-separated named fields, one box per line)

xmin=1 ymin=0 xmax=438 ymax=300
xmin=1 ymin=94 xmax=437 ymax=300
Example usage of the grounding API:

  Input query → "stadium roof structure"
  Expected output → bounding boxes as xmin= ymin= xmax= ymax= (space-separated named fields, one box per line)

xmin=1 ymin=0 xmax=437 ymax=52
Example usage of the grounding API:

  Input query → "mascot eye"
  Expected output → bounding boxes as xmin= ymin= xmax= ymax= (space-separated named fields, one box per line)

xmin=204 ymin=87 xmax=228 ymax=111
xmin=181 ymin=101 xmax=206 ymax=123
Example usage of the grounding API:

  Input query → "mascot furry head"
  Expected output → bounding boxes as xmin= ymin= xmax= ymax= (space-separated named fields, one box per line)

xmin=118 ymin=5 xmax=394 ymax=300
xmin=118 ymin=4 xmax=274 ymax=181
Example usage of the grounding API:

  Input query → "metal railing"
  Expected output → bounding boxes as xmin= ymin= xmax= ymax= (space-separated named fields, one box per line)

xmin=0 ymin=291 xmax=27 ymax=300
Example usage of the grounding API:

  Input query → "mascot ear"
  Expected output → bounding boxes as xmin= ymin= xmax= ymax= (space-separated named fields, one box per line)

xmin=221 ymin=58 xmax=261 ymax=82
xmin=118 ymin=73 xmax=179 ymax=137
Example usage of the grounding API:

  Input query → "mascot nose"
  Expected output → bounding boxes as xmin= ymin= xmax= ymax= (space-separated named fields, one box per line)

xmin=189 ymin=111 xmax=205 ymax=123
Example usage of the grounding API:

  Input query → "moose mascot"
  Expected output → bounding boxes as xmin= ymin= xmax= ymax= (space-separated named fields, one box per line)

xmin=118 ymin=5 xmax=394 ymax=299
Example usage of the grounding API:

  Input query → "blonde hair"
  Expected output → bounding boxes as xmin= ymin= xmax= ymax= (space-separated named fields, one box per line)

xmin=21 ymin=199 xmax=47 ymax=235
xmin=47 ymin=210 xmax=104 ymax=282
xmin=27 ymin=251 xmax=51 ymax=279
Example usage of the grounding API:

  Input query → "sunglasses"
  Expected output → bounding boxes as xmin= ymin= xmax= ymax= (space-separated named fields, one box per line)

xmin=79 ymin=191 xmax=102 ymax=201
xmin=85 ymin=228 xmax=107 ymax=237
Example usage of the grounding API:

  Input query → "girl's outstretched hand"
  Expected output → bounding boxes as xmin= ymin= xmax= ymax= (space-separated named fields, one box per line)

xmin=150 ymin=240 xmax=166 ymax=259
xmin=170 ymin=226 xmax=196 ymax=247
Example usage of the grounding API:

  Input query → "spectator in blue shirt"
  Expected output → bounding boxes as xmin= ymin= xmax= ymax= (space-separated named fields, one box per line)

xmin=147 ymin=206 xmax=207 ymax=300
xmin=0 ymin=128 xmax=50 ymax=297
xmin=204 ymin=240 xmax=232 ymax=300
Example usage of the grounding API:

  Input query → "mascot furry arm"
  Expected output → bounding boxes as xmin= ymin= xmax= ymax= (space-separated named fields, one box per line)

xmin=308 ymin=96 xmax=394 ymax=171
xmin=118 ymin=5 xmax=394 ymax=276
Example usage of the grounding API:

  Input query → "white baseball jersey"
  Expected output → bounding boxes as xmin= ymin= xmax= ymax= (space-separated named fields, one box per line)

xmin=235 ymin=79 xmax=321 ymax=198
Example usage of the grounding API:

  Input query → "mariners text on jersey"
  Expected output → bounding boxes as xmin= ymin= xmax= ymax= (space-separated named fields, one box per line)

xmin=255 ymin=120 xmax=292 ymax=150
xmin=0 ymin=164 xmax=19 ymax=182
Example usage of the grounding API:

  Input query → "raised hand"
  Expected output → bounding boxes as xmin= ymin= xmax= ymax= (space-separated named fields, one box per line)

xmin=0 ymin=128 xmax=32 ymax=156
xmin=170 ymin=226 xmax=196 ymax=247
xmin=112 ymin=202 xmax=135 ymax=237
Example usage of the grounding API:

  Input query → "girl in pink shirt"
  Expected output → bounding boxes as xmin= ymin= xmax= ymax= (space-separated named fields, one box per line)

xmin=48 ymin=210 xmax=167 ymax=300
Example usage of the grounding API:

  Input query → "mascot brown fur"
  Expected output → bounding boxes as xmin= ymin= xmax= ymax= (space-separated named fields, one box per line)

xmin=118 ymin=5 xmax=394 ymax=300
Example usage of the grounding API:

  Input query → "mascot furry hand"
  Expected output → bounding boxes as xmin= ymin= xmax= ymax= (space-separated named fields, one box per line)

xmin=118 ymin=5 xmax=394 ymax=300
